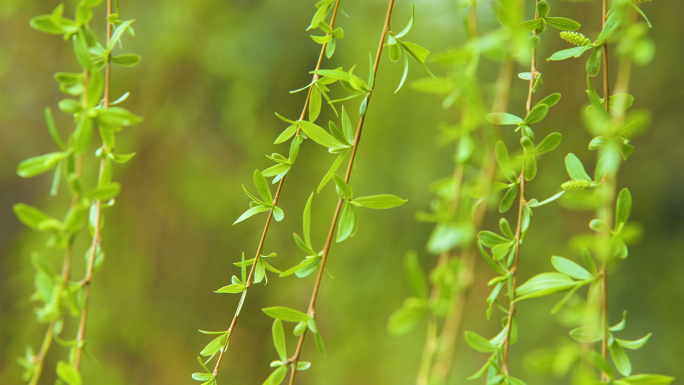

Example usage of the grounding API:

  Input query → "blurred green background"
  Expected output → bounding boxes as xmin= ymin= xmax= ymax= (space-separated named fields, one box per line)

xmin=1 ymin=0 xmax=683 ymax=384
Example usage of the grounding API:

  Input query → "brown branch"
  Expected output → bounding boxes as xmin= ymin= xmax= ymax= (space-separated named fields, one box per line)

xmin=210 ymin=0 xmax=342 ymax=378
xmin=501 ymin=0 xmax=539 ymax=374
xmin=74 ymin=0 xmax=114 ymax=369
xmin=286 ymin=1 xmax=396 ymax=384
xmin=599 ymin=0 xmax=611 ymax=380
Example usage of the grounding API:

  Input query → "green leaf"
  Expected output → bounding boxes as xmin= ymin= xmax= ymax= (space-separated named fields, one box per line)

xmin=516 ymin=272 xmax=576 ymax=301
xmin=86 ymin=182 xmax=121 ymax=201
xmin=394 ymin=4 xmax=415 ymax=39
xmin=400 ymin=41 xmax=430 ymax=64
xmin=519 ymin=19 xmax=543 ymax=33
xmin=536 ymin=93 xmax=561 ymax=108
xmin=585 ymin=350 xmax=614 ymax=380
xmin=478 ymin=231 xmax=510 ymax=247
xmin=537 ymin=1 xmax=549 ymax=18
xmin=619 ymin=374 xmax=674 ymax=385
xmin=13 ymin=204 xmax=53 ymax=230
xmin=95 ymin=107 xmax=142 ymax=128
xmin=56 ymin=361 xmax=82 ymax=385
xmin=17 ymin=152 xmax=69 ymax=178
xmin=352 ymin=195 xmax=407 ymax=209
xmin=192 ymin=373 xmax=215 ymax=382
xmin=395 ymin=48 xmax=409 ymax=93
xmin=233 ymin=206 xmax=271 ymax=225
xmin=404 ymin=251 xmax=428 ymax=299
xmin=254 ymin=170 xmax=273 ymax=204
xmin=107 ymin=19 xmax=134 ymax=51
xmin=30 ymin=14 xmax=65 ymax=35
xmin=272 ymin=319 xmax=287 ymax=361
xmin=545 ymin=17 xmax=581 ymax=31
xmin=586 ymin=48 xmax=602 ymax=77
xmin=73 ymin=31 xmax=92 ymax=70
xmin=548 ymin=46 xmax=592 ymax=61
xmin=200 ymin=332 xmax=227 ymax=356
xmin=524 ymin=104 xmax=549 ymax=124
xmin=215 ymin=284 xmax=247 ymax=294
xmin=524 ymin=155 xmax=537 ymax=181
xmin=597 ymin=12 xmax=621 ymax=45
xmin=45 ymin=108 xmax=67 ymax=150
xmin=262 ymin=306 xmax=309 ymax=323
xmin=610 ymin=341 xmax=632 ymax=376
xmin=298 ymin=120 xmax=348 ymax=150
xmin=336 ymin=201 xmax=357 ymax=242
xmin=464 ymin=331 xmax=499 ymax=353
xmin=486 ymin=113 xmax=523 ymax=125
xmin=332 ymin=174 xmax=353 ymax=199
xmin=533 ymin=133 xmax=562 ymax=154
xmin=551 ymin=256 xmax=593 ymax=280
xmin=565 ymin=153 xmax=592 ymax=182
xmin=615 ymin=188 xmax=632 ymax=227
xmin=314 ymin=330 xmax=326 ymax=356
xmin=297 ymin=362 xmax=311 ymax=371
xmin=617 ymin=333 xmax=651 ymax=350
xmin=499 ymin=185 xmax=518 ymax=213
xmin=111 ymin=54 xmax=141 ymax=67
xmin=263 ymin=366 xmax=288 ymax=385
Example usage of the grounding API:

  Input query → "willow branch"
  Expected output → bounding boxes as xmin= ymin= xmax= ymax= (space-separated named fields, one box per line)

xmin=598 ymin=0 xmax=611 ymax=380
xmin=501 ymin=0 xmax=538 ymax=374
xmin=73 ymin=0 xmax=114 ymax=369
xmin=210 ymin=0 xmax=342 ymax=378
xmin=286 ymin=1 xmax=395 ymax=384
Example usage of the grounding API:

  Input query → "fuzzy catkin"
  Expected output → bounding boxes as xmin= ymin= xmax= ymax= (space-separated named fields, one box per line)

xmin=560 ymin=31 xmax=592 ymax=46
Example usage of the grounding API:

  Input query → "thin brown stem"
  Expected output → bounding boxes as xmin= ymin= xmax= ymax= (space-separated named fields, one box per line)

xmin=599 ymin=0 xmax=610 ymax=380
xmin=73 ymin=0 xmax=114 ymax=369
xmin=210 ymin=1 xmax=342 ymax=378
xmin=286 ymin=2 xmax=395 ymax=384
xmin=502 ymin=0 xmax=538 ymax=374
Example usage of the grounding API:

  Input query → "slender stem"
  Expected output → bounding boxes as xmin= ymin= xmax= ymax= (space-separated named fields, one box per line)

xmin=210 ymin=1 xmax=342 ymax=378
xmin=286 ymin=2 xmax=395 ymax=383
xmin=74 ymin=0 xmax=114 ymax=369
xmin=599 ymin=0 xmax=611 ymax=380
xmin=502 ymin=0 xmax=538 ymax=374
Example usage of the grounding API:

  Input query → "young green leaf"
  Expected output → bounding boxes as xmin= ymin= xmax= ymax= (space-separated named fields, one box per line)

xmin=272 ymin=319 xmax=287 ymax=361
xmin=524 ymin=104 xmax=549 ymax=125
xmin=551 ymin=256 xmax=593 ymax=280
xmin=332 ymin=174 xmax=353 ymax=199
xmin=565 ymin=153 xmax=592 ymax=182
xmin=352 ymin=194 xmax=407 ymax=209
xmin=56 ymin=361 xmax=82 ymax=385
xmin=262 ymin=306 xmax=309 ymax=323
xmin=336 ymin=201 xmax=357 ymax=242
xmin=516 ymin=272 xmax=576 ymax=301
xmin=464 ymin=331 xmax=499 ymax=353
xmin=533 ymin=133 xmax=562 ymax=154
xmin=615 ymin=188 xmax=632 ymax=227
xmin=486 ymin=113 xmax=523 ymax=126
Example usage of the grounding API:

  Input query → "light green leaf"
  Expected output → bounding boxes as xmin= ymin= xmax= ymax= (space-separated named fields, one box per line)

xmin=336 ymin=201 xmax=357 ymax=242
xmin=262 ymin=306 xmax=309 ymax=323
xmin=56 ymin=361 xmax=82 ymax=385
xmin=464 ymin=331 xmax=499 ymax=353
xmin=486 ymin=113 xmax=523 ymax=126
xmin=352 ymin=194 xmax=407 ymax=209
xmin=516 ymin=272 xmax=576 ymax=301
xmin=551 ymin=256 xmax=593 ymax=280
xmin=615 ymin=188 xmax=632 ymax=227
xmin=272 ymin=319 xmax=287 ymax=361
xmin=299 ymin=120 xmax=348 ymax=150
xmin=565 ymin=153 xmax=592 ymax=182
xmin=533 ymin=133 xmax=562 ymax=154
xmin=404 ymin=251 xmax=428 ymax=299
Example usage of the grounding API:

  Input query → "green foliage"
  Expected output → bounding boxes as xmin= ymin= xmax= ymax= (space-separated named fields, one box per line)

xmin=15 ymin=1 xmax=141 ymax=383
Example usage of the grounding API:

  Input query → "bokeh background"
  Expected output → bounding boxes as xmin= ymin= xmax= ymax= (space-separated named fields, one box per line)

xmin=1 ymin=0 xmax=682 ymax=384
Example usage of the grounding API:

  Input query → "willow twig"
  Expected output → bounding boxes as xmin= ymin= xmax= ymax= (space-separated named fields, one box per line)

xmin=501 ymin=0 xmax=539 ymax=374
xmin=209 ymin=1 xmax=342 ymax=378
xmin=286 ymin=1 xmax=396 ymax=383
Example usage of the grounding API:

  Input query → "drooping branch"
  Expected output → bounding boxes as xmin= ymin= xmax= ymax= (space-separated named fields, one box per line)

xmin=210 ymin=0 xmax=342 ymax=378
xmin=286 ymin=1 xmax=396 ymax=384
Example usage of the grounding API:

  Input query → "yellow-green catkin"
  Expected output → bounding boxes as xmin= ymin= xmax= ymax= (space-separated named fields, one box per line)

xmin=560 ymin=31 xmax=592 ymax=46
xmin=561 ymin=179 xmax=595 ymax=191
